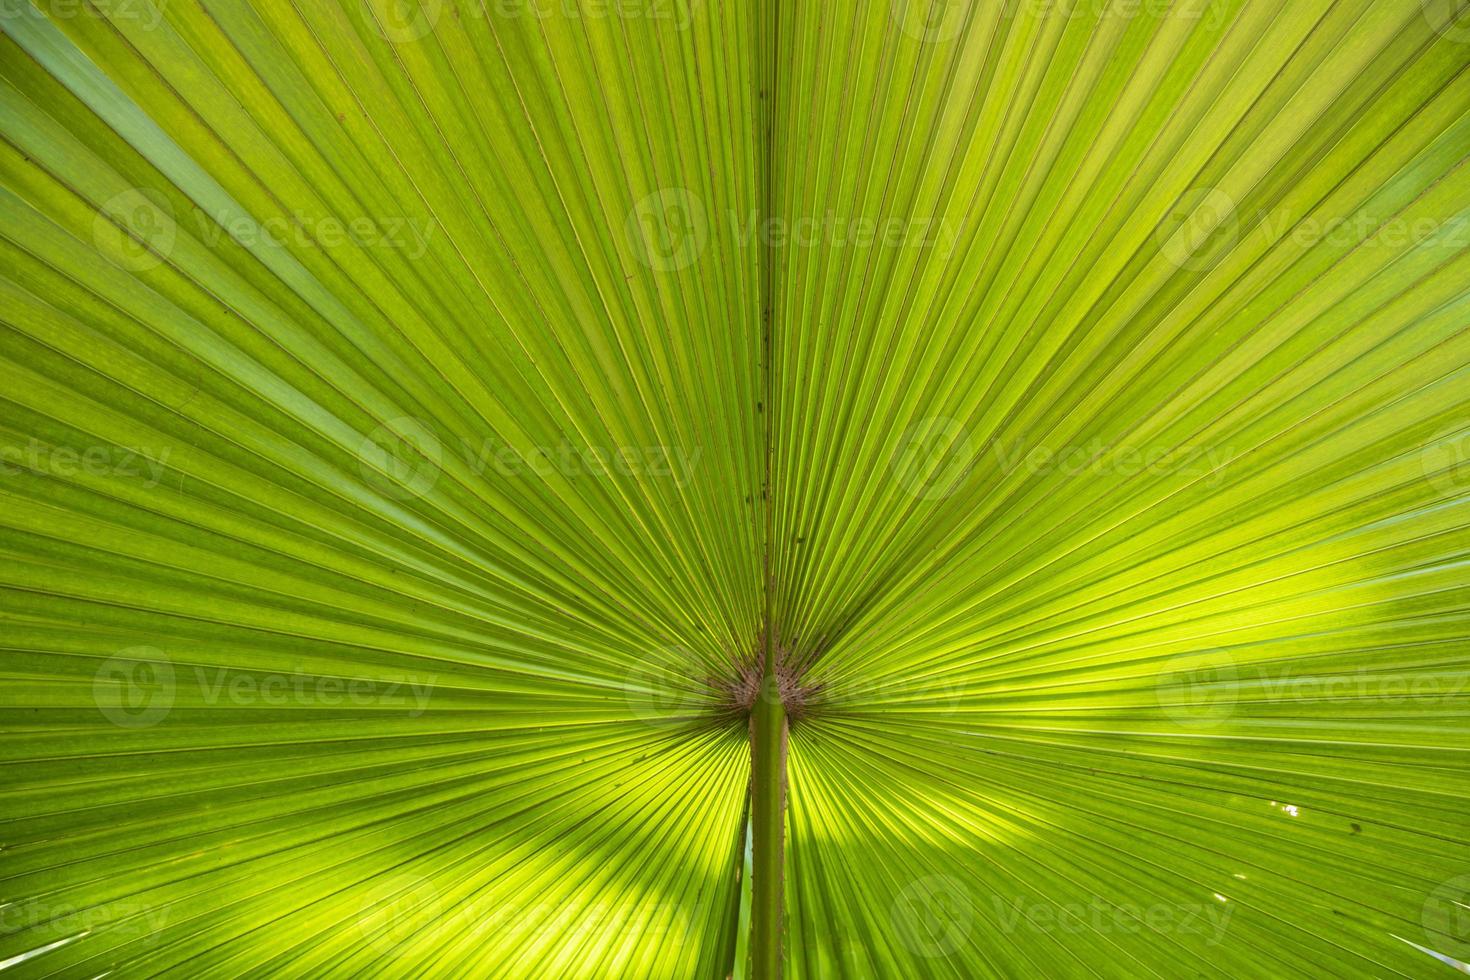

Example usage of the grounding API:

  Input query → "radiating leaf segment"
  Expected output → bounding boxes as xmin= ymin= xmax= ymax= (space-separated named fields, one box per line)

xmin=1 ymin=0 xmax=1469 ymax=977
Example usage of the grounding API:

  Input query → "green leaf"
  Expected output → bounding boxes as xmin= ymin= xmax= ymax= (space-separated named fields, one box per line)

xmin=2 ymin=0 xmax=1468 ymax=976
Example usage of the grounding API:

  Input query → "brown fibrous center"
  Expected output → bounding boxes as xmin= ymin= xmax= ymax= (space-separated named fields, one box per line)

xmin=714 ymin=647 xmax=821 ymax=721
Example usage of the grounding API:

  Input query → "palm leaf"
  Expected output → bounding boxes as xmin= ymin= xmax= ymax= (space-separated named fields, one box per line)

xmin=2 ymin=0 xmax=1467 ymax=977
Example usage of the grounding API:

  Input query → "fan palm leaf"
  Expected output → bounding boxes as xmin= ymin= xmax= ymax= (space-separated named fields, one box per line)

xmin=1 ymin=0 xmax=1467 ymax=977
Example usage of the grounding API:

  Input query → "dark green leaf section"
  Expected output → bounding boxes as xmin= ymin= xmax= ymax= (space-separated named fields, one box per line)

xmin=0 ymin=0 xmax=760 ymax=974
xmin=2 ymin=0 xmax=1469 ymax=977
xmin=770 ymin=1 xmax=1470 ymax=977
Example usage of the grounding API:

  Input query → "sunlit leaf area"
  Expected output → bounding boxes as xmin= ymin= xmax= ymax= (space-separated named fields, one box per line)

xmin=1 ymin=0 xmax=1468 ymax=976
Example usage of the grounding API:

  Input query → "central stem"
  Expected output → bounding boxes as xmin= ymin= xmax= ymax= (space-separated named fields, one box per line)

xmin=753 ymin=0 xmax=784 ymax=969
xmin=749 ymin=643 xmax=788 ymax=978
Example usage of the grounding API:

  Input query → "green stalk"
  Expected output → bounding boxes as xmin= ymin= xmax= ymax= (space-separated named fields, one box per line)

xmin=749 ymin=654 xmax=787 ymax=978
xmin=752 ymin=0 xmax=785 ymax=970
